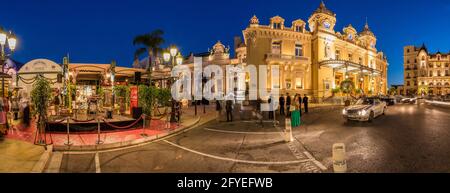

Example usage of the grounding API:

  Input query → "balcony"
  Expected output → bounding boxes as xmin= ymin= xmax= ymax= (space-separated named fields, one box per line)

xmin=266 ymin=53 xmax=309 ymax=63
xmin=405 ymin=67 xmax=411 ymax=71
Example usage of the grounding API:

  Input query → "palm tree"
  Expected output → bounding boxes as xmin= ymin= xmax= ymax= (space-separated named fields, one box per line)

xmin=133 ymin=30 xmax=164 ymax=132
xmin=133 ymin=48 xmax=147 ymax=68
xmin=133 ymin=29 xmax=165 ymax=85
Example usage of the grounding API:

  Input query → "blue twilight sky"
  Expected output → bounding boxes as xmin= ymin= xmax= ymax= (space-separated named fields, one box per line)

xmin=1 ymin=0 xmax=450 ymax=86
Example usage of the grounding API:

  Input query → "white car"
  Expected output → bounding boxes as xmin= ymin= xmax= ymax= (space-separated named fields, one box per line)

xmin=343 ymin=98 xmax=387 ymax=122
xmin=401 ymin=97 xmax=417 ymax=104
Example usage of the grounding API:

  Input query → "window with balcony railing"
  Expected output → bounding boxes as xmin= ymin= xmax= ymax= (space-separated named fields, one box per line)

xmin=271 ymin=41 xmax=281 ymax=55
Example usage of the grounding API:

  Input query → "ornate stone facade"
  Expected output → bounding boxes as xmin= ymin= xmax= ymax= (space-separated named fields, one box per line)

xmin=242 ymin=2 xmax=388 ymax=100
xmin=404 ymin=44 xmax=450 ymax=96
xmin=181 ymin=2 xmax=388 ymax=101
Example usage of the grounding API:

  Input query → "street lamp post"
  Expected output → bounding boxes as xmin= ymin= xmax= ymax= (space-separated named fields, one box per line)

xmin=0 ymin=27 xmax=17 ymax=97
xmin=163 ymin=46 xmax=183 ymax=122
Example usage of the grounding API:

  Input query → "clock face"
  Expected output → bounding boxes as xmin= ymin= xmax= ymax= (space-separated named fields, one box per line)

xmin=323 ymin=21 xmax=331 ymax=29
xmin=348 ymin=34 xmax=353 ymax=40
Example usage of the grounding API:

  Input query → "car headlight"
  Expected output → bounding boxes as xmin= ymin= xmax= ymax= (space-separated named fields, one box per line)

xmin=342 ymin=109 xmax=347 ymax=115
xmin=358 ymin=110 xmax=367 ymax=116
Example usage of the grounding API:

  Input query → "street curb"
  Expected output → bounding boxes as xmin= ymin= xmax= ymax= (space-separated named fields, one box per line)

xmin=53 ymin=116 xmax=201 ymax=152
xmin=31 ymin=145 xmax=53 ymax=173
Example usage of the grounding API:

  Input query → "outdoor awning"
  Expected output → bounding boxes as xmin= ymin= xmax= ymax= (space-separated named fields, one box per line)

xmin=319 ymin=59 xmax=382 ymax=76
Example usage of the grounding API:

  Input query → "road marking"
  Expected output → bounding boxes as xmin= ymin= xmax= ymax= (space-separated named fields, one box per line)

xmin=303 ymin=151 xmax=327 ymax=171
xmin=274 ymin=124 xmax=326 ymax=172
xmin=59 ymin=115 xmax=214 ymax=155
xmin=163 ymin=140 xmax=312 ymax=165
xmin=204 ymin=128 xmax=281 ymax=135
xmin=95 ymin=152 xmax=101 ymax=173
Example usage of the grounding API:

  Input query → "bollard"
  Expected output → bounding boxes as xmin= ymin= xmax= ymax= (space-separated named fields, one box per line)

xmin=141 ymin=115 xmax=148 ymax=137
xmin=64 ymin=117 xmax=72 ymax=146
xmin=96 ymin=117 xmax=103 ymax=145
xmin=284 ymin=118 xmax=294 ymax=142
xmin=332 ymin=143 xmax=347 ymax=173
xmin=166 ymin=114 xmax=171 ymax=130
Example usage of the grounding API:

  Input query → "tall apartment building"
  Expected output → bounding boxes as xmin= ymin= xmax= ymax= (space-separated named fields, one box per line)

xmin=404 ymin=44 xmax=450 ymax=96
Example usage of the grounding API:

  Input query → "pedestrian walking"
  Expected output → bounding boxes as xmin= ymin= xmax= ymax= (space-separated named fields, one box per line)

xmin=303 ymin=94 xmax=309 ymax=113
xmin=279 ymin=94 xmax=285 ymax=116
xmin=226 ymin=100 xmax=233 ymax=122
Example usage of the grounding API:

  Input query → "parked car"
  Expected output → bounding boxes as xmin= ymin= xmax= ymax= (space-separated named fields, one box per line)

xmin=342 ymin=97 xmax=387 ymax=122
xmin=401 ymin=97 xmax=417 ymax=104
xmin=380 ymin=97 xmax=396 ymax=106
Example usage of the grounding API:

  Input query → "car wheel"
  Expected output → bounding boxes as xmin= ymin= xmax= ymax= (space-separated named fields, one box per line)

xmin=368 ymin=111 xmax=375 ymax=122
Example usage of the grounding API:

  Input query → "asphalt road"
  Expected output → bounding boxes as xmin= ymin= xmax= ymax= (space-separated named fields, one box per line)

xmin=296 ymin=103 xmax=450 ymax=173
xmin=58 ymin=103 xmax=450 ymax=173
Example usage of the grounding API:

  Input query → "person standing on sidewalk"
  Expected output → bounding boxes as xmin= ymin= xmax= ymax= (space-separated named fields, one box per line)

xmin=279 ymin=94 xmax=285 ymax=116
xmin=215 ymin=100 xmax=222 ymax=121
xmin=268 ymin=95 xmax=274 ymax=119
xmin=286 ymin=93 xmax=291 ymax=116
xmin=226 ymin=100 xmax=233 ymax=122
xmin=54 ymin=90 xmax=61 ymax=116
xmin=303 ymin=94 xmax=309 ymax=114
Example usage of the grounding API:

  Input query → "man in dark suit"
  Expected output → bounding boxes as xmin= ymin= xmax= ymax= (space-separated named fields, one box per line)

xmin=226 ymin=100 xmax=233 ymax=122
xmin=286 ymin=93 xmax=291 ymax=116
xmin=279 ymin=94 xmax=285 ymax=116
xmin=302 ymin=94 xmax=309 ymax=113
xmin=268 ymin=95 xmax=274 ymax=119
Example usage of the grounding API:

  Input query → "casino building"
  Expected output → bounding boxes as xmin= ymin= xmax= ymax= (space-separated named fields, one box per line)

xmin=238 ymin=2 xmax=388 ymax=101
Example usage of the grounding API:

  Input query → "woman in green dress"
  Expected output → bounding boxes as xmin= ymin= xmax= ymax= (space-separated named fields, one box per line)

xmin=291 ymin=95 xmax=301 ymax=127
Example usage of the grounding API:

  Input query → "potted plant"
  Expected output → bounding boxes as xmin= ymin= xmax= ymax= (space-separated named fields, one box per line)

xmin=156 ymin=88 xmax=172 ymax=116
xmin=331 ymin=87 xmax=341 ymax=97
xmin=31 ymin=76 xmax=52 ymax=146
xmin=113 ymin=85 xmax=130 ymax=115
xmin=340 ymin=79 xmax=355 ymax=106
xmin=138 ymin=85 xmax=157 ymax=127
